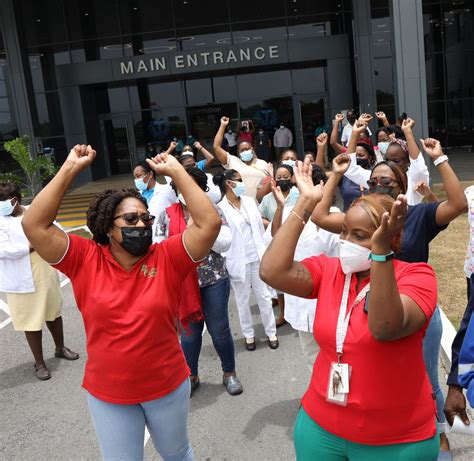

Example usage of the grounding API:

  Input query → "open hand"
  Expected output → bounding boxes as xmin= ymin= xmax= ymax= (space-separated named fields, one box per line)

xmin=146 ymin=152 xmax=181 ymax=177
xmin=420 ymin=137 xmax=444 ymax=161
xmin=332 ymin=153 xmax=351 ymax=175
xmin=66 ymin=144 xmax=96 ymax=170
xmin=316 ymin=132 xmax=328 ymax=147
xmin=294 ymin=158 xmax=324 ymax=204
xmin=266 ymin=162 xmax=274 ymax=177
xmin=271 ymin=180 xmax=285 ymax=208
xmin=371 ymin=195 xmax=407 ymax=250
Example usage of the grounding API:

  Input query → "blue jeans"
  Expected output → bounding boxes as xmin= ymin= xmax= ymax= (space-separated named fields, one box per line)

xmin=422 ymin=306 xmax=446 ymax=431
xmin=87 ymin=379 xmax=193 ymax=461
xmin=181 ymin=277 xmax=235 ymax=376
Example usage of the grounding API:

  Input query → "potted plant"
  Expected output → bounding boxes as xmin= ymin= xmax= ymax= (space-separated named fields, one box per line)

xmin=0 ymin=136 xmax=57 ymax=200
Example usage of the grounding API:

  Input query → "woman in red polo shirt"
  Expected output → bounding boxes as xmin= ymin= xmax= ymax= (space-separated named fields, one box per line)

xmin=260 ymin=159 xmax=439 ymax=460
xmin=21 ymin=145 xmax=221 ymax=461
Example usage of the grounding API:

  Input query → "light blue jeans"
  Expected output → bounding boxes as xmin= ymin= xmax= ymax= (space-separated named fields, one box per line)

xmin=422 ymin=306 xmax=446 ymax=432
xmin=87 ymin=379 xmax=194 ymax=461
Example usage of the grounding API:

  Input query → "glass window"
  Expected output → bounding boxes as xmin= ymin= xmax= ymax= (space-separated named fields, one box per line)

xmin=231 ymin=20 xmax=287 ymax=43
xmin=118 ymin=0 xmax=174 ymax=35
xmin=446 ymin=50 xmax=474 ymax=100
xmin=230 ymin=0 xmax=285 ymax=22
xmin=177 ymin=25 xmax=232 ymax=51
xmin=287 ymin=12 xmax=349 ymax=37
xmin=422 ymin=3 xmax=443 ymax=54
xmin=35 ymin=92 xmax=64 ymax=137
xmin=373 ymin=57 xmax=394 ymax=107
xmin=240 ymin=96 xmax=294 ymax=133
xmin=185 ymin=79 xmax=213 ymax=106
xmin=173 ymin=0 xmax=229 ymax=28
xmin=148 ymin=82 xmax=185 ymax=108
xmin=187 ymin=103 xmax=238 ymax=141
xmin=28 ymin=45 xmax=70 ymax=93
xmin=427 ymin=101 xmax=447 ymax=141
xmin=17 ymin=0 xmax=68 ymax=46
xmin=442 ymin=4 xmax=474 ymax=51
xmin=237 ymin=70 xmax=292 ymax=100
xmin=107 ymin=87 xmax=131 ymax=113
xmin=42 ymin=136 xmax=68 ymax=165
xmin=64 ymin=0 xmax=121 ymax=41
xmin=446 ymin=98 xmax=474 ymax=147
xmin=213 ymin=76 xmax=238 ymax=102
xmin=292 ymin=68 xmax=326 ymax=94
xmin=284 ymin=0 xmax=349 ymax=17
xmin=425 ymin=52 xmax=445 ymax=101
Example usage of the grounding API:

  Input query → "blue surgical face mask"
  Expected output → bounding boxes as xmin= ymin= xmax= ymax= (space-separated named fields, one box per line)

xmin=240 ymin=149 xmax=254 ymax=162
xmin=231 ymin=181 xmax=246 ymax=197
xmin=282 ymin=159 xmax=296 ymax=168
xmin=378 ymin=142 xmax=389 ymax=155
xmin=0 ymin=198 xmax=16 ymax=216
xmin=134 ymin=175 xmax=149 ymax=192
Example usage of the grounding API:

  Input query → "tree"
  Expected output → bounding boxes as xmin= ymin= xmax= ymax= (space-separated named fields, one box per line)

xmin=0 ymin=136 xmax=57 ymax=197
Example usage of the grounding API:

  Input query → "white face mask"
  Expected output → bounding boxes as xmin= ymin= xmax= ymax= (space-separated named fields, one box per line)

xmin=338 ymin=240 xmax=371 ymax=274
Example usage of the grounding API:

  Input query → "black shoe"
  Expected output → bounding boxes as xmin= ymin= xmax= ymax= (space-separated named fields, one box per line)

xmin=223 ymin=375 xmax=243 ymax=396
xmin=34 ymin=363 xmax=51 ymax=381
xmin=245 ymin=338 xmax=256 ymax=351
xmin=55 ymin=347 xmax=79 ymax=360
xmin=190 ymin=377 xmax=200 ymax=397
xmin=268 ymin=337 xmax=279 ymax=350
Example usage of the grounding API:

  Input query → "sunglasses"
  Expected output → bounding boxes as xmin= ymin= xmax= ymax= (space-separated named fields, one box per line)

xmin=113 ymin=213 xmax=155 ymax=226
xmin=367 ymin=176 xmax=397 ymax=187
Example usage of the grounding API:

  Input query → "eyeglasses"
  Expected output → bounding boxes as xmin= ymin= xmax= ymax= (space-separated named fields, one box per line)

xmin=367 ymin=176 xmax=397 ymax=188
xmin=113 ymin=213 xmax=155 ymax=226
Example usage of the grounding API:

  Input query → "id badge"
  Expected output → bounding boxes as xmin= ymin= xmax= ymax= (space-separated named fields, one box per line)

xmin=326 ymin=362 xmax=351 ymax=406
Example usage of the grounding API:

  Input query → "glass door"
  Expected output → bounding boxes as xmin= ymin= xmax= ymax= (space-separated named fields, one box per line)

xmin=294 ymin=94 xmax=329 ymax=157
xmin=99 ymin=115 xmax=137 ymax=176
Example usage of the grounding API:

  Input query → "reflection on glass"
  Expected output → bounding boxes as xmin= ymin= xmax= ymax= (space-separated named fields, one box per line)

xmin=185 ymin=79 xmax=212 ymax=106
xmin=240 ymin=96 xmax=294 ymax=132
xmin=173 ymin=0 xmax=228 ymax=28
xmin=118 ymin=0 xmax=174 ymax=35
xmin=34 ymin=92 xmax=64 ymax=137
xmin=374 ymin=57 xmax=394 ymax=107
xmin=42 ymin=136 xmax=68 ymax=165
xmin=213 ymin=76 xmax=238 ymax=102
xmin=237 ymin=70 xmax=292 ymax=100
xmin=134 ymin=108 xmax=186 ymax=160
xmin=298 ymin=97 xmax=326 ymax=152
xmin=292 ymin=68 xmax=326 ymax=95
xmin=230 ymin=0 xmax=285 ymax=22
xmin=187 ymin=103 xmax=238 ymax=141
xmin=108 ymin=87 xmax=130 ymax=113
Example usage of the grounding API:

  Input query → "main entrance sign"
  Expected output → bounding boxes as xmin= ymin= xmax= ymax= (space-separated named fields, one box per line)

xmin=118 ymin=44 xmax=282 ymax=76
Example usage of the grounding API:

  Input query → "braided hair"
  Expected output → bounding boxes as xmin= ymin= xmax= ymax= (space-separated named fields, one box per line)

xmin=86 ymin=189 xmax=147 ymax=244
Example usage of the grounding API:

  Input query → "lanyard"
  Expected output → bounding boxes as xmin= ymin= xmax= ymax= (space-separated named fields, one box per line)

xmin=335 ymin=274 xmax=371 ymax=360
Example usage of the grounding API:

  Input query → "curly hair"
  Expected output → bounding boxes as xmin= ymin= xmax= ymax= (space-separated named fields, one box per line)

xmin=86 ymin=189 xmax=147 ymax=244
xmin=0 ymin=182 xmax=21 ymax=203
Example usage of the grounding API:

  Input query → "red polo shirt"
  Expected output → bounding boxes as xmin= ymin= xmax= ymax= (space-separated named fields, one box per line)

xmin=300 ymin=255 xmax=437 ymax=445
xmin=53 ymin=233 xmax=197 ymax=404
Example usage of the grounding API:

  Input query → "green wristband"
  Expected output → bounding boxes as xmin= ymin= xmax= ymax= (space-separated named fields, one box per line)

xmin=368 ymin=251 xmax=395 ymax=262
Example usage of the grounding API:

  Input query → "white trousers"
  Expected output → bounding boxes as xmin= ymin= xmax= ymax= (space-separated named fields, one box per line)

xmin=230 ymin=261 xmax=277 ymax=339
xmin=298 ymin=330 xmax=320 ymax=373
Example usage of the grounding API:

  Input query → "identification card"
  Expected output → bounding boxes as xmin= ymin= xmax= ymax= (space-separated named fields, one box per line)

xmin=326 ymin=362 xmax=351 ymax=406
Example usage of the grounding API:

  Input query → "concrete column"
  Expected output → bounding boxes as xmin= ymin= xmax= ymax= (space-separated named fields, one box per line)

xmin=0 ymin=0 xmax=38 ymax=154
xmin=391 ymin=0 xmax=428 ymax=140
xmin=352 ymin=0 xmax=377 ymax=117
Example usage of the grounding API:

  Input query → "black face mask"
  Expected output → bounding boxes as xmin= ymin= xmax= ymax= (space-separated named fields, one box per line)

xmin=118 ymin=227 xmax=153 ymax=257
xmin=356 ymin=158 xmax=370 ymax=169
xmin=347 ymin=116 xmax=356 ymax=124
xmin=367 ymin=185 xmax=397 ymax=198
xmin=276 ymin=179 xmax=292 ymax=193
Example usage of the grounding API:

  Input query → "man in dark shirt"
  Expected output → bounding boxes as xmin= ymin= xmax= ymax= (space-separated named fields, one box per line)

xmin=254 ymin=128 xmax=272 ymax=162
xmin=444 ymin=274 xmax=474 ymax=426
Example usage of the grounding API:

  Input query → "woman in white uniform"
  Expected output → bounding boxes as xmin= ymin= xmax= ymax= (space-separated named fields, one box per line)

xmin=214 ymin=170 xmax=278 ymax=351
xmin=0 ymin=183 xmax=79 ymax=380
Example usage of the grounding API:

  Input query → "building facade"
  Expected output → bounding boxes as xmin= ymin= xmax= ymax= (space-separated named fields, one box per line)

xmin=0 ymin=0 xmax=472 ymax=184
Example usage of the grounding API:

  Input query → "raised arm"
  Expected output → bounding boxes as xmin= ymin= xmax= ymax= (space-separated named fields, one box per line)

xmin=311 ymin=154 xmax=348 ymax=233
xmin=420 ymin=138 xmax=468 ymax=226
xmin=375 ymin=111 xmax=390 ymax=127
xmin=368 ymin=195 xmax=430 ymax=341
xmin=260 ymin=159 xmax=323 ymax=297
xmin=213 ymin=117 xmax=230 ymax=165
xmin=147 ymin=153 xmax=221 ymax=261
xmin=270 ymin=184 xmax=286 ymax=237
xmin=194 ymin=141 xmax=215 ymax=169
xmin=315 ymin=132 xmax=329 ymax=171
xmin=330 ymin=113 xmax=345 ymax=155
xmin=401 ymin=118 xmax=422 ymax=160
xmin=22 ymin=145 xmax=96 ymax=263
xmin=346 ymin=119 xmax=367 ymax=155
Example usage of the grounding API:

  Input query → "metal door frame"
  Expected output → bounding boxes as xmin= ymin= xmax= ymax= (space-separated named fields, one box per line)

xmin=99 ymin=113 xmax=137 ymax=177
xmin=293 ymin=93 xmax=329 ymax=156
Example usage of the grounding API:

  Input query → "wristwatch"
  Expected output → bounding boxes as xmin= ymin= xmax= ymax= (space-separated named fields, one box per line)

xmin=368 ymin=251 xmax=395 ymax=262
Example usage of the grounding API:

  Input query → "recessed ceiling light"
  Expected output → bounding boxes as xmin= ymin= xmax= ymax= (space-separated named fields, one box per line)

xmin=133 ymin=7 xmax=138 ymax=11
xmin=377 ymin=24 xmax=387 ymax=28
xmin=216 ymin=36 xmax=250 ymax=44
xmin=84 ymin=12 xmax=89 ymax=16
xmin=36 ymin=19 xmax=41 ymax=22
xmin=294 ymin=8 xmax=298 ymax=12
